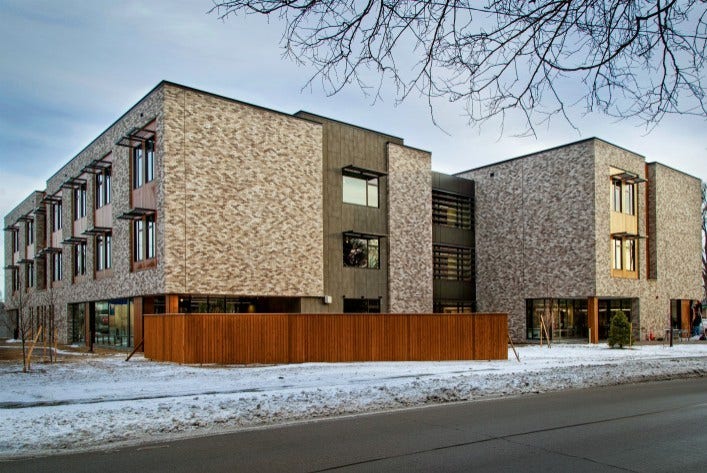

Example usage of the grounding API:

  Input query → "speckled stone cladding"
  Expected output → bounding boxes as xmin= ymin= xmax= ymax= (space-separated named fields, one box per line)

xmin=161 ymin=85 xmax=324 ymax=296
xmin=459 ymin=141 xmax=597 ymax=340
xmin=4 ymin=86 xmax=166 ymax=342
xmin=388 ymin=143 xmax=433 ymax=313
xmin=460 ymin=138 xmax=702 ymax=341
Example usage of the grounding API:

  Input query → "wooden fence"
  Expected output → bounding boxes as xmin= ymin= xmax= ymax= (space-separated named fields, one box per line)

xmin=143 ymin=313 xmax=508 ymax=364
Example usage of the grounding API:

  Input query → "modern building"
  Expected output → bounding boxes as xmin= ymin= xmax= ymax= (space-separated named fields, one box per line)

xmin=3 ymin=81 xmax=441 ymax=348
xmin=3 ymin=82 xmax=702 ymax=348
xmin=458 ymin=139 xmax=703 ymax=342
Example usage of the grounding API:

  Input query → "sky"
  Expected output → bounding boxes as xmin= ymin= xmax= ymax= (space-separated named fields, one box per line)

xmin=1 ymin=1 xmax=705 ymax=297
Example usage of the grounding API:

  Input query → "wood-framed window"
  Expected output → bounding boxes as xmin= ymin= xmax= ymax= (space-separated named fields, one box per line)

xmin=52 ymin=202 xmax=62 ymax=231
xmin=26 ymin=219 xmax=34 ymax=245
xmin=133 ymin=214 xmax=156 ymax=266
xmin=342 ymin=167 xmax=380 ymax=208
xmin=343 ymin=234 xmax=380 ymax=269
xmin=73 ymin=184 xmax=87 ymax=220
xmin=52 ymin=252 xmax=63 ymax=282
xmin=11 ymin=229 xmax=19 ymax=252
xmin=96 ymin=167 xmax=112 ymax=208
xmin=612 ymin=236 xmax=638 ymax=278
xmin=96 ymin=234 xmax=112 ymax=271
xmin=74 ymin=242 xmax=87 ymax=276
xmin=132 ymin=138 xmax=155 ymax=189
xmin=27 ymin=262 xmax=34 ymax=288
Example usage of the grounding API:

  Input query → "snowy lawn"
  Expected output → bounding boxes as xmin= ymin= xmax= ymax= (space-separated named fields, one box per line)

xmin=0 ymin=343 xmax=705 ymax=458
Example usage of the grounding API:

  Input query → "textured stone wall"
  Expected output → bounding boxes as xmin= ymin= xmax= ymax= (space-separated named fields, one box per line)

xmin=387 ymin=143 xmax=433 ymax=313
xmin=161 ymin=86 xmax=324 ymax=297
xmin=459 ymin=140 xmax=597 ymax=340
xmin=644 ymin=163 xmax=702 ymax=334
xmin=594 ymin=144 xmax=701 ymax=337
xmin=4 ymin=86 xmax=166 ymax=343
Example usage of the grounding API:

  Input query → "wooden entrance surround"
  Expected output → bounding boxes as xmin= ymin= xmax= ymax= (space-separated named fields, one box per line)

xmin=143 ymin=312 xmax=508 ymax=364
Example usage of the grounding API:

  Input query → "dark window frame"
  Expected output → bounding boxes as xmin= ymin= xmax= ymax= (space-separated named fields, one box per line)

xmin=73 ymin=183 xmax=87 ymax=220
xmin=95 ymin=167 xmax=112 ymax=208
xmin=342 ymin=171 xmax=379 ymax=208
xmin=132 ymin=138 xmax=155 ymax=189
xmin=133 ymin=214 xmax=156 ymax=263
xmin=343 ymin=234 xmax=380 ymax=269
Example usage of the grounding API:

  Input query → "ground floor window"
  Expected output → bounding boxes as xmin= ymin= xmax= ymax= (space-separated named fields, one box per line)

xmin=343 ymin=298 xmax=381 ymax=313
xmin=527 ymin=298 xmax=634 ymax=341
xmin=434 ymin=300 xmax=474 ymax=313
xmin=526 ymin=299 xmax=588 ymax=340
xmin=94 ymin=299 xmax=133 ymax=347
xmin=68 ymin=303 xmax=85 ymax=344
xmin=175 ymin=295 xmax=300 ymax=313
xmin=598 ymin=299 xmax=633 ymax=340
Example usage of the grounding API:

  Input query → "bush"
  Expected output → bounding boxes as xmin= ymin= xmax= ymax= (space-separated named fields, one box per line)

xmin=608 ymin=310 xmax=631 ymax=348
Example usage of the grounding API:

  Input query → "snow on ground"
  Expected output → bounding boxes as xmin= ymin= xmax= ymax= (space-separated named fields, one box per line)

xmin=0 ymin=343 xmax=705 ymax=458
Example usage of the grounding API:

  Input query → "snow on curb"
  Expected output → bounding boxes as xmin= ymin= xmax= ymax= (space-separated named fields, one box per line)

xmin=0 ymin=344 xmax=705 ymax=458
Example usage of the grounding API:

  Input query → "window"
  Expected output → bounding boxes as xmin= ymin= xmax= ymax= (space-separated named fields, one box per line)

xmin=612 ymin=179 xmax=636 ymax=215
xmin=433 ymin=190 xmax=472 ymax=229
xmin=12 ymin=268 xmax=20 ymax=292
xmin=26 ymin=220 xmax=34 ymax=245
xmin=74 ymin=243 xmax=86 ymax=276
xmin=613 ymin=238 xmax=623 ymax=270
xmin=612 ymin=179 xmax=622 ymax=212
xmin=133 ymin=215 xmax=156 ymax=262
xmin=343 ymin=235 xmax=379 ymax=269
xmin=73 ymin=184 xmax=87 ymax=220
xmin=623 ymin=183 xmax=635 ymax=215
xmin=27 ymin=262 xmax=34 ymax=288
xmin=343 ymin=173 xmax=379 ymax=207
xmin=343 ymin=298 xmax=381 ymax=313
xmin=96 ymin=234 xmax=112 ymax=271
xmin=96 ymin=168 xmax=111 ymax=208
xmin=52 ymin=252 xmax=62 ymax=282
xmin=624 ymin=239 xmax=636 ymax=272
xmin=613 ymin=237 xmax=637 ymax=274
xmin=52 ymin=202 xmax=62 ymax=231
xmin=12 ymin=230 xmax=19 ymax=252
xmin=433 ymin=245 xmax=473 ymax=281
xmin=133 ymin=138 xmax=155 ymax=189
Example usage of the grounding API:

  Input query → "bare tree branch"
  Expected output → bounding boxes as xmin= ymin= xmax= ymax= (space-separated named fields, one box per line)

xmin=209 ymin=0 xmax=706 ymax=133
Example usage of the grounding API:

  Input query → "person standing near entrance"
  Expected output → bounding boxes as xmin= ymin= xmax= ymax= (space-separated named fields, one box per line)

xmin=691 ymin=301 xmax=702 ymax=337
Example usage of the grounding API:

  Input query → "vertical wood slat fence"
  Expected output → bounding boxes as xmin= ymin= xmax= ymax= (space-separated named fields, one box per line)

xmin=143 ymin=313 xmax=508 ymax=364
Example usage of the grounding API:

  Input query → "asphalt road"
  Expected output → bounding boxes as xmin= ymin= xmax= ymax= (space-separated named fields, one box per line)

xmin=4 ymin=377 xmax=707 ymax=473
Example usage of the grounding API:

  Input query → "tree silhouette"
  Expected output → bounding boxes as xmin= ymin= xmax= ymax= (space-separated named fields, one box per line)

xmin=211 ymin=0 xmax=706 ymax=133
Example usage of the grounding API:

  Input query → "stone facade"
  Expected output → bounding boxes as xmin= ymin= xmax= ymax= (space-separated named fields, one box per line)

xmin=3 ymin=81 xmax=437 ymax=345
xmin=460 ymin=138 xmax=702 ymax=341
xmin=161 ymin=85 xmax=324 ymax=297
xmin=388 ymin=143 xmax=433 ymax=313
xmin=459 ymin=141 xmax=597 ymax=340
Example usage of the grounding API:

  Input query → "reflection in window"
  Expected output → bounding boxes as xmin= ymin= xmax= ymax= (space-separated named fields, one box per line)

xmin=343 ymin=174 xmax=378 ymax=207
xmin=343 ymin=235 xmax=380 ymax=269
